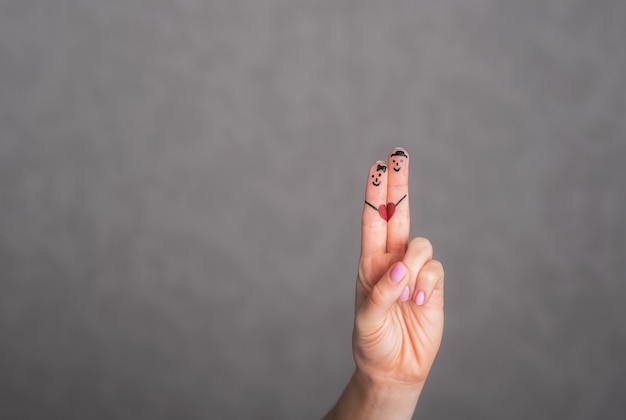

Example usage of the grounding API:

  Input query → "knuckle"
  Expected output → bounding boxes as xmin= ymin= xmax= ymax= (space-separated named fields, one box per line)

xmin=430 ymin=259 xmax=444 ymax=274
xmin=426 ymin=259 xmax=444 ymax=286
xmin=411 ymin=236 xmax=433 ymax=256
xmin=361 ymin=219 xmax=387 ymax=230
xmin=422 ymin=269 xmax=440 ymax=285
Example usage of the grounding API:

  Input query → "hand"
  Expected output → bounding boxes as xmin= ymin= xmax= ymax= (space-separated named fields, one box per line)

xmin=354 ymin=147 xmax=444 ymax=389
xmin=325 ymin=148 xmax=444 ymax=420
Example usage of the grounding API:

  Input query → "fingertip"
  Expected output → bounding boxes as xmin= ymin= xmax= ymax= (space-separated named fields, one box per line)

xmin=390 ymin=146 xmax=409 ymax=157
xmin=415 ymin=290 xmax=425 ymax=305
xmin=399 ymin=285 xmax=410 ymax=302
xmin=367 ymin=160 xmax=388 ymax=183
xmin=387 ymin=148 xmax=410 ymax=180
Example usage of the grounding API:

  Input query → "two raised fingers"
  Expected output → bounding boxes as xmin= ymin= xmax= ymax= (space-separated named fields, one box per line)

xmin=361 ymin=148 xmax=410 ymax=256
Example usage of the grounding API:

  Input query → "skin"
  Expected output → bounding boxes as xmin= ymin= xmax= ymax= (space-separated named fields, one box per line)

xmin=371 ymin=165 xmax=386 ymax=186
xmin=325 ymin=147 xmax=445 ymax=420
xmin=391 ymin=150 xmax=408 ymax=172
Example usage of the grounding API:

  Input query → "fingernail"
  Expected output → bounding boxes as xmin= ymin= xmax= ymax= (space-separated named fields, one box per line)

xmin=415 ymin=290 xmax=425 ymax=305
xmin=399 ymin=285 xmax=410 ymax=302
xmin=390 ymin=263 xmax=406 ymax=283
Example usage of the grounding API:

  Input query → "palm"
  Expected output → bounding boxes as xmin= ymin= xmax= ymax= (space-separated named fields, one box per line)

xmin=353 ymin=149 xmax=444 ymax=385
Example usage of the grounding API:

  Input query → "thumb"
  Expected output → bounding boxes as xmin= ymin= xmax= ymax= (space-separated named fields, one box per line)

xmin=359 ymin=262 xmax=410 ymax=329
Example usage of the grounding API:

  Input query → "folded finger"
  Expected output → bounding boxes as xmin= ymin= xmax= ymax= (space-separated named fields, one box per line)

xmin=414 ymin=259 xmax=444 ymax=306
xmin=400 ymin=237 xmax=433 ymax=298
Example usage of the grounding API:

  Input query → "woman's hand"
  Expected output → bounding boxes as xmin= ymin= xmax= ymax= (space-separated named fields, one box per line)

xmin=355 ymin=147 xmax=444 ymax=387
xmin=326 ymin=148 xmax=444 ymax=419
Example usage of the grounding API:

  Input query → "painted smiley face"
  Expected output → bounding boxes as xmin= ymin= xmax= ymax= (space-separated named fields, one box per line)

xmin=371 ymin=164 xmax=387 ymax=186
xmin=390 ymin=150 xmax=408 ymax=172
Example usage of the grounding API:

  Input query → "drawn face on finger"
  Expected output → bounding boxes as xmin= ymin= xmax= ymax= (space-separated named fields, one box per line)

xmin=371 ymin=164 xmax=387 ymax=186
xmin=390 ymin=150 xmax=408 ymax=172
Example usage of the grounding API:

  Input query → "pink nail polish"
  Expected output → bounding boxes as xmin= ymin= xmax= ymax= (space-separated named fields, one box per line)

xmin=390 ymin=263 xmax=406 ymax=283
xmin=399 ymin=286 xmax=410 ymax=302
xmin=415 ymin=290 xmax=425 ymax=305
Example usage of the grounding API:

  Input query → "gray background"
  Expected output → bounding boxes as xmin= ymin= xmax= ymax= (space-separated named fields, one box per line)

xmin=1 ymin=0 xmax=625 ymax=419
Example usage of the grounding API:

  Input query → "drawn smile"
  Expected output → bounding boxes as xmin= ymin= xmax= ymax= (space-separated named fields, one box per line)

xmin=393 ymin=167 xmax=401 ymax=172
xmin=373 ymin=179 xmax=381 ymax=186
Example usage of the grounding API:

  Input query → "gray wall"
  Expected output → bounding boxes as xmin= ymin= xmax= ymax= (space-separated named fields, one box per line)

xmin=1 ymin=1 xmax=625 ymax=419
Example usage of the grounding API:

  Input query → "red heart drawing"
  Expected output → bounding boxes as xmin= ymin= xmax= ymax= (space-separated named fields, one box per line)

xmin=378 ymin=204 xmax=387 ymax=221
xmin=386 ymin=202 xmax=396 ymax=220
xmin=378 ymin=202 xmax=396 ymax=221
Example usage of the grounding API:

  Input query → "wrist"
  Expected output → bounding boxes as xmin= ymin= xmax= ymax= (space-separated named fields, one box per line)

xmin=326 ymin=369 xmax=423 ymax=420
xmin=353 ymin=368 xmax=424 ymax=411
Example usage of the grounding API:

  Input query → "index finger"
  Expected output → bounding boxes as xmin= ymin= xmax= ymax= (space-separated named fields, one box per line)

xmin=361 ymin=161 xmax=388 ymax=257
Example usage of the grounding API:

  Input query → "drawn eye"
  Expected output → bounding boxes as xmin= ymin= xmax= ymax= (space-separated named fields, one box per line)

xmin=400 ymin=159 xmax=404 ymax=163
